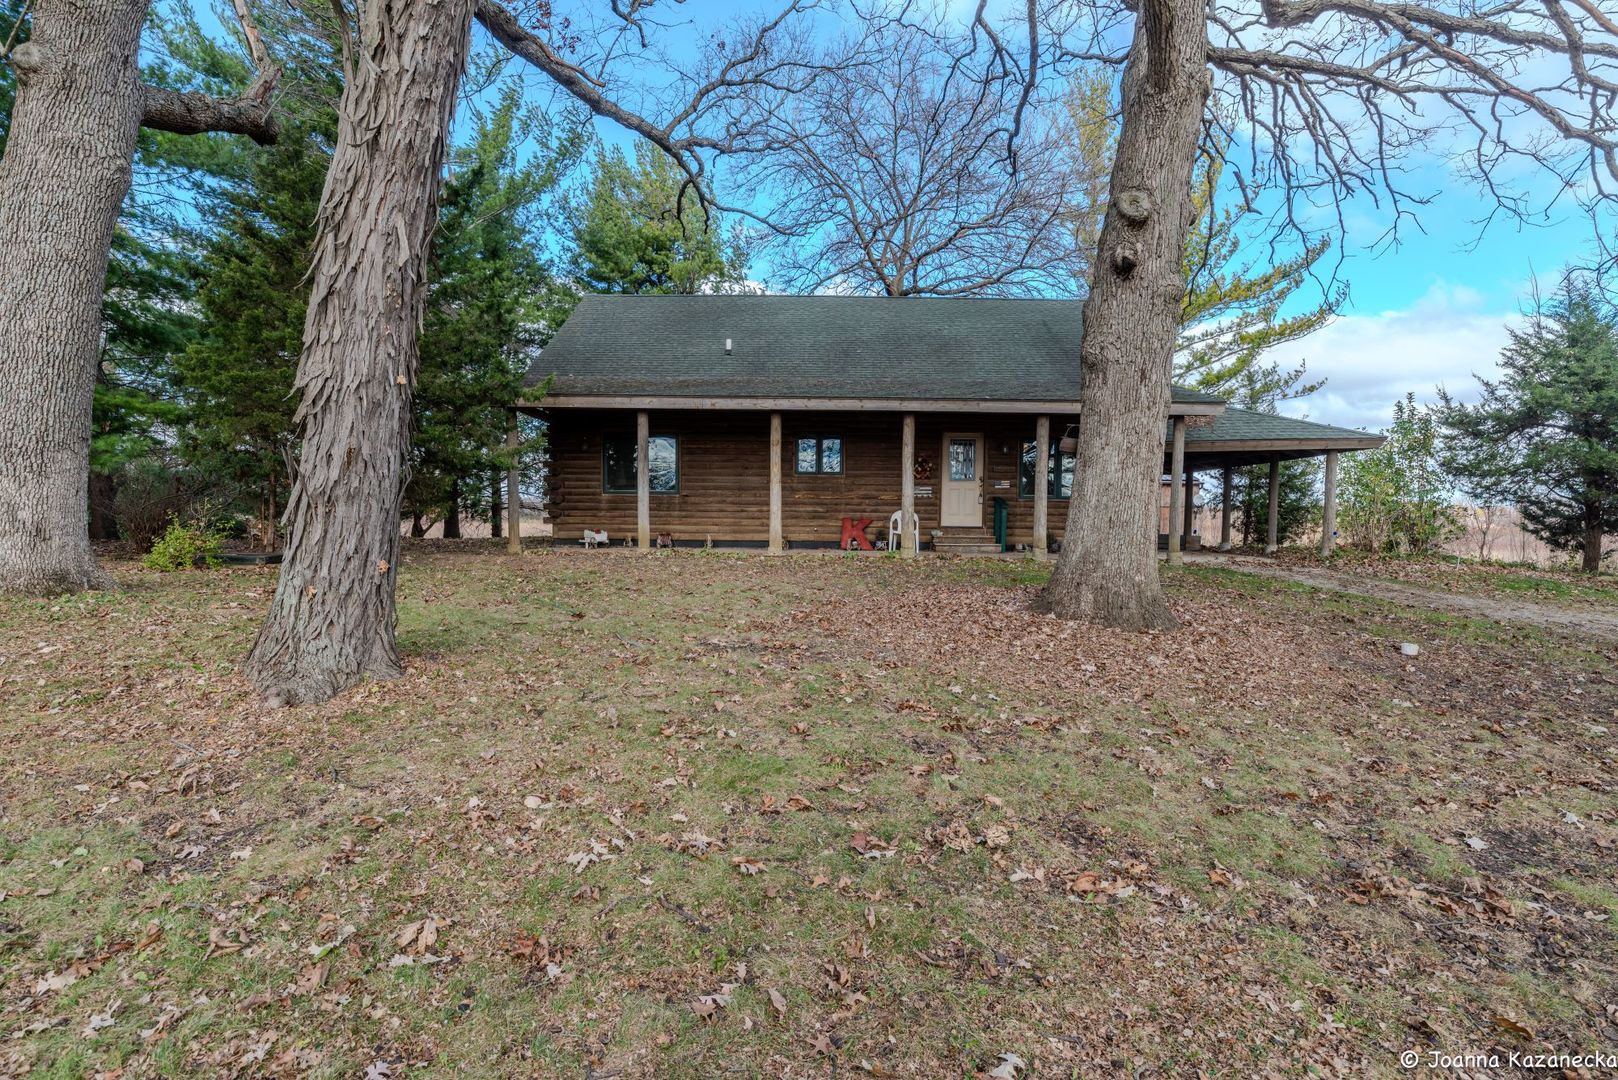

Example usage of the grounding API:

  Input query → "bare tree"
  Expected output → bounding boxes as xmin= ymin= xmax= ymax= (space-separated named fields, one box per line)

xmin=986 ymin=0 xmax=1618 ymax=628
xmin=0 ymin=0 xmax=277 ymax=596
xmin=739 ymin=11 xmax=1101 ymax=296
xmin=246 ymin=0 xmax=837 ymax=704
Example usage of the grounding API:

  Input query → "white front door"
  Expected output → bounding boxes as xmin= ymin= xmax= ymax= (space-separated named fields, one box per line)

xmin=940 ymin=433 xmax=983 ymax=527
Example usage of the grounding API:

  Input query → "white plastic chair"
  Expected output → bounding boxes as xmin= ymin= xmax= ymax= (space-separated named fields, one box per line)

xmin=886 ymin=510 xmax=919 ymax=554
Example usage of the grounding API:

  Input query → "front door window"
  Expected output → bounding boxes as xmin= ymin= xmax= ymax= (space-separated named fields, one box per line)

xmin=948 ymin=438 xmax=977 ymax=481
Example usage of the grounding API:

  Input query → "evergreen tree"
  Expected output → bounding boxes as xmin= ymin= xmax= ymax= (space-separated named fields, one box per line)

xmin=175 ymin=107 xmax=335 ymax=548
xmin=84 ymin=6 xmax=281 ymax=544
xmin=1055 ymin=101 xmax=1339 ymax=407
xmin=1438 ymin=277 xmax=1618 ymax=573
xmin=89 ymin=229 xmax=199 ymax=539
xmin=410 ymin=92 xmax=579 ymax=536
xmin=1175 ymin=158 xmax=1339 ymax=405
xmin=570 ymin=140 xmax=748 ymax=295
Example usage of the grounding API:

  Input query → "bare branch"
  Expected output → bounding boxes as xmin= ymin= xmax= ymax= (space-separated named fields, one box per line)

xmin=141 ymin=71 xmax=279 ymax=144
xmin=230 ymin=0 xmax=273 ymax=71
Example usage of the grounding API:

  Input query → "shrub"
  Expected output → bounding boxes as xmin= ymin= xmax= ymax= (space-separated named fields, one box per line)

xmin=143 ymin=516 xmax=227 ymax=572
xmin=1339 ymin=394 xmax=1459 ymax=554
xmin=108 ymin=455 xmax=216 ymax=552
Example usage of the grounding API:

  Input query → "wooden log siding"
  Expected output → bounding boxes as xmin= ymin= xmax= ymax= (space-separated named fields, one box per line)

xmin=543 ymin=409 xmax=1075 ymax=547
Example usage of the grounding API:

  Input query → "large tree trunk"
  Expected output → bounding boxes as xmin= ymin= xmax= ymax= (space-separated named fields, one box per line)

xmin=490 ymin=472 xmax=502 ymax=539
xmin=0 ymin=0 xmax=147 ymax=595
xmin=244 ymin=0 xmax=475 ymax=706
xmin=442 ymin=477 xmax=461 ymax=539
xmin=1583 ymin=502 xmax=1604 ymax=574
xmin=1042 ymin=0 xmax=1209 ymax=629
xmin=88 ymin=472 xmax=121 ymax=542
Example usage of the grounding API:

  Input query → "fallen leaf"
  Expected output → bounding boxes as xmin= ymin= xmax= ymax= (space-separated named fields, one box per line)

xmin=395 ymin=917 xmax=441 ymax=956
xmin=1491 ymin=1015 xmax=1534 ymax=1039
xmin=205 ymin=926 xmax=249 ymax=957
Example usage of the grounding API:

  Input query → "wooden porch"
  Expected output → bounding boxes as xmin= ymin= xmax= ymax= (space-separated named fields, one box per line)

xmin=517 ymin=408 xmax=1081 ymax=556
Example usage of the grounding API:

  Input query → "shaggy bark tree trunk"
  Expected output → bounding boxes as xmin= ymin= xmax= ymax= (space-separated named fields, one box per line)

xmin=244 ymin=0 xmax=475 ymax=706
xmin=0 ymin=0 xmax=147 ymax=595
xmin=1042 ymin=0 xmax=1209 ymax=630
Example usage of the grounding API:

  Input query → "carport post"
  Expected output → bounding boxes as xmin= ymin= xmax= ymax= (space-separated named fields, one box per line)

xmin=505 ymin=415 xmax=521 ymax=555
xmin=1264 ymin=454 xmax=1281 ymax=554
xmin=1218 ymin=467 xmax=1233 ymax=551
xmin=1182 ymin=467 xmax=1195 ymax=550
xmin=1320 ymin=449 xmax=1339 ymax=558
xmin=1167 ymin=416 xmax=1186 ymax=566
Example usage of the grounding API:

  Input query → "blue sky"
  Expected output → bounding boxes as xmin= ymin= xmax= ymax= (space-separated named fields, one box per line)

xmin=1261 ymin=187 xmax=1598 ymax=432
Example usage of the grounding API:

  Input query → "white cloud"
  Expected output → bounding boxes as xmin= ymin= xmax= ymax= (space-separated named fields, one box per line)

xmin=1272 ymin=282 xmax=1521 ymax=432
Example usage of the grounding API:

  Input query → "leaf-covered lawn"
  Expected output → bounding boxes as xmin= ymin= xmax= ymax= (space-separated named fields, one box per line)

xmin=2 ymin=546 xmax=1615 ymax=1078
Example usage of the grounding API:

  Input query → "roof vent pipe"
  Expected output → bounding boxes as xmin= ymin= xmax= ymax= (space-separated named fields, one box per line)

xmin=724 ymin=338 xmax=733 ymax=355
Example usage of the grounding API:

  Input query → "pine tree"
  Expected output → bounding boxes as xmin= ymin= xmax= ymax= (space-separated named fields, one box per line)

xmin=1175 ymin=158 xmax=1339 ymax=404
xmin=89 ymin=228 xmax=198 ymax=539
xmin=570 ymin=140 xmax=748 ymax=295
xmin=1439 ymin=277 xmax=1618 ymax=573
xmin=175 ymin=108 xmax=335 ymax=548
xmin=1214 ymin=365 xmax=1322 ymax=548
xmin=409 ymin=91 xmax=579 ymax=536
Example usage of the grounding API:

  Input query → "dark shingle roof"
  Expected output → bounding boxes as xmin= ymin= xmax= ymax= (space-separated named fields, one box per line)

xmin=1184 ymin=408 xmax=1377 ymax=444
xmin=524 ymin=294 xmax=1223 ymax=406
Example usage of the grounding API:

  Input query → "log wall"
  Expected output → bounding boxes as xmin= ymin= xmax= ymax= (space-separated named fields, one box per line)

xmin=543 ymin=409 xmax=1078 ymax=548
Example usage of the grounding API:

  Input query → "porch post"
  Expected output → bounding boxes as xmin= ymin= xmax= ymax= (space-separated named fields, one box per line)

xmin=1264 ymin=454 xmax=1280 ymax=554
xmin=1182 ymin=466 xmax=1195 ymax=550
xmin=1320 ymin=449 xmax=1339 ymax=558
xmin=768 ymin=411 xmax=783 ymax=554
xmin=636 ymin=410 xmax=650 ymax=551
xmin=1166 ymin=415 xmax=1186 ymax=566
xmin=1218 ymin=466 xmax=1233 ymax=551
xmin=1032 ymin=415 xmax=1050 ymax=560
xmin=900 ymin=412 xmax=917 ymax=558
xmin=504 ymin=415 xmax=521 ymax=555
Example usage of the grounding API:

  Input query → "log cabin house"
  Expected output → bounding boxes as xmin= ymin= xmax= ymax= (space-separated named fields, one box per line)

xmin=508 ymin=295 xmax=1381 ymax=557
